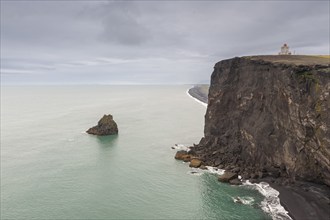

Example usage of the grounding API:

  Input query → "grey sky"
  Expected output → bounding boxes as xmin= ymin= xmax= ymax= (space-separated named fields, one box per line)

xmin=1 ymin=0 xmax=329 ymax=85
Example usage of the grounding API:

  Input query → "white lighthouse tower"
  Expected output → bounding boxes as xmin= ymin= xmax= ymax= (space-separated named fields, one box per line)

xmin=279 ymin=43 xmax=292 ymax=55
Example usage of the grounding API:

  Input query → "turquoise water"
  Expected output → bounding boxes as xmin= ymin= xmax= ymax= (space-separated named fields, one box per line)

xmin=1 ymin=85 xmax=270 ymax=219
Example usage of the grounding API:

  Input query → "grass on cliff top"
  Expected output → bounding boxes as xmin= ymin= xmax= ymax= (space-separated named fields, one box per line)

xmin=313 ymin=55 xmax=330 ymax=59
xmin=246 ymin=55 xmax=330 ymax=66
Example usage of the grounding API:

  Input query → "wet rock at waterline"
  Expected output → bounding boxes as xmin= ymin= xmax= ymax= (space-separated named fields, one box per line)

xmin=218 ymin=171 xmax=238 ymax=183
xmin=189 ymin=159 xmax=202 ymax=168
xmin=86 ymin=114 xmax=118 ymax=136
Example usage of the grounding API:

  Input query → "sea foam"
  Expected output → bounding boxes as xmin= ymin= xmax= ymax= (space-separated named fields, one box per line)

xmin=205 ymin=166 xmax=225 ymax=175
xmin=172 ymin=144 xmax=191 ymax=152
xmin=243 ymin=181 xmax=292 ymax=220
xmin=187 ymin=166 xmax=225 ymax=176
xmin=175 ymin=143 xmax=291 ymax=219
xmin=233 ymin=196 xmax=255 ymax=205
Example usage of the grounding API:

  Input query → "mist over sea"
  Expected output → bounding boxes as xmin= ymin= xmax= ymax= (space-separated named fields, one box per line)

xmin=1 ymin=85 xmax=270 ymax=219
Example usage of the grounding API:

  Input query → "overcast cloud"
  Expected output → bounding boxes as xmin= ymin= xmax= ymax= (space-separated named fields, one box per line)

xmin=1 ymin=0 xmax=329 ymax=85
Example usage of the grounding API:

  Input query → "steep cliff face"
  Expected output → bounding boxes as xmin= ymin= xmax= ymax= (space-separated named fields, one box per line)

xmin=193 ymin=55 xmax=330 ymax=186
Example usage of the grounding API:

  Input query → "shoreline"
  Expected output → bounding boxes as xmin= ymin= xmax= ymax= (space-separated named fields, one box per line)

xmin=187 ymin=85 xmax=209 ymax=106
xmin=185 ymin=86 xmax=330 ymax=220
xmin=186 ymin=88 xmax=207 ymax=107
xmin=269 ymin=181 xmax=330 ymax=220
xmin=175 ymin=144 xmax=292 ymax=220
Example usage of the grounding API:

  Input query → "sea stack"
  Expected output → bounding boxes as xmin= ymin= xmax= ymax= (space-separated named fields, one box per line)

xmin=86 ymin=114 xmax=118 ymax=136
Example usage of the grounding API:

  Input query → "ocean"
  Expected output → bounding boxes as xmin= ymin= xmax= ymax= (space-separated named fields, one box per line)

xmin=1 ymin=85 xmax=276 ymax=219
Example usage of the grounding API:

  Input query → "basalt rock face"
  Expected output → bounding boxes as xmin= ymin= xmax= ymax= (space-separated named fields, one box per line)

xmin=87 ymin=114 xmax=118 ymax=136
xmin=192 ymin=56 xmax=330 ymax=186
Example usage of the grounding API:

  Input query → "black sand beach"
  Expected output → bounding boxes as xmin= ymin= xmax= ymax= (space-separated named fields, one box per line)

xmin=270 ymin=181 xmax=330 ymax=220
xmin=188 ymin=85 xmax=209 ymax=104
xmin=188 ymin=85 xmax=330 ymax=220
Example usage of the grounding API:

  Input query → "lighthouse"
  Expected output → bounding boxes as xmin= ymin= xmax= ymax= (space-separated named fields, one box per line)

xmin=279 ymin=43 xmax=292 ymax=55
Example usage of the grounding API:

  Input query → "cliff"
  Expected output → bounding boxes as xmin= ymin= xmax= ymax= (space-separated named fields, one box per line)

xmin=191 ymin=55 xmax=330 ymax=186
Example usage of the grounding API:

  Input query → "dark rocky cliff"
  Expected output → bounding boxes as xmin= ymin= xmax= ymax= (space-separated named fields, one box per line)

xmin=192 ymin=55 xmax=330 ymax=186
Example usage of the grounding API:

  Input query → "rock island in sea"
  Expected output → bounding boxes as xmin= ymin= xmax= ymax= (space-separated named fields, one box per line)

xmin=87 ymin=114 xmax=118 ymax=136
xmin=180 ymin=55 xmax=330 ymax=220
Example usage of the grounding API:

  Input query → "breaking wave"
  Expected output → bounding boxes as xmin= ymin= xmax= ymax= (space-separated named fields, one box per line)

xmin=243 ymin=181 xmax=292 ymax=220
xmin=233 ymin=196 xmax=255 ymax=205
xmin=174 ymin=143 xmax=291 ymax=220
xmin=172 ymin=144 xmax=191 ymax=152
xmin=187 ymin=166 xmax=225 ymax=176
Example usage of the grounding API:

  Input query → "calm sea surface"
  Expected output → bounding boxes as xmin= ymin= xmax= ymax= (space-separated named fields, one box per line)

xmin=1 ymin=85 xmax=270 ymax=219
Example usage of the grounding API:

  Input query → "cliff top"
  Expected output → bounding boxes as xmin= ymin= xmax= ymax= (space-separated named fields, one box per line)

xmin=244 ymin=55 xmax=329 ymax=66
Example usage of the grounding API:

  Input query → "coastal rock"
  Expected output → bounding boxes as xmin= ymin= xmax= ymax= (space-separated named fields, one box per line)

xmin=86 ymin=114 xmax=118 ymax=136
xmin=189 ymin=159 xmax=202 ymax=168
xmin=175 ymin=151 xmax=191 ymax=162
xmin=218 ymin=171 xmax=238 ymax=183
xmin=217 ymin=164 xmax=225 ymax=169
xmin=229 ymin=178 xmax=242 ymax=185
xmin=234 ymin=197 xmax=243 ymax=204
xmin=193 ymin=55 xmax=330 ymax=186
xmin=251 ymin=173 xmax=259 ymax=179
xmin=242 ymin=173 xmax=251 ymax=179
xmin=231 ymin=167 xmax=240 ymax=173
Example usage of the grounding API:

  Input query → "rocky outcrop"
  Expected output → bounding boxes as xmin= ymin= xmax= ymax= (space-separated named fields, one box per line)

xmin=189 ymin=159 xmax=202 ymax=168
xmin=175 ymin=151 xmax=191 ymax=162
xmin=218 ymin=171 xmax=238 ymax=182
xmin=191 ymin=55 xmax=330 ymax=186
xmin=174 ymin=150 xmax=204 ymax=168
xmin=86 ymin=114 xmax=118 ymax=136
